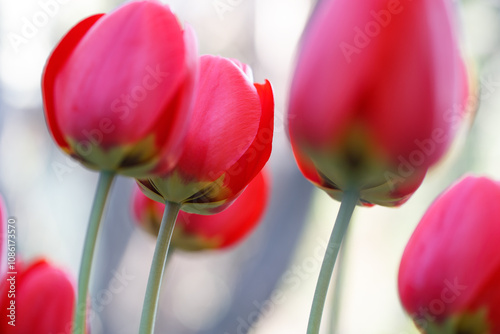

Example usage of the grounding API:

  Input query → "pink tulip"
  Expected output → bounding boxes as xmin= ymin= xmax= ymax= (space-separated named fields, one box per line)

xmin=0 ymin=259 xmax=76 ymax=333
xmin=288 ymin=0 xmax=468 ymax=206
xmin=399 ymin=176 xmax=500 ymax=333
xmin=138 ymin=55 xmax=274 ymax=214
xmin=133 ymin=169 xmax=269 ymax=250
xmin=42 ymin=0 xmax=198 ymax=177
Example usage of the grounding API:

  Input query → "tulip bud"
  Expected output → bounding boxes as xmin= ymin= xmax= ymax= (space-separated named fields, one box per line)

xmin=399 ymin=176 xmax=500 ymax=333
xmin=0 ymin=259 xmax=76 ymax=333
xmin=287 ymin=0 xmax=468 ymax=206
xmin=42 ymin=0 xmax=198 ymax=178
xmin=133 ymin=169 xmax=269 ymax=250
xmin=137 ymin=55 xmax=274 ymax=214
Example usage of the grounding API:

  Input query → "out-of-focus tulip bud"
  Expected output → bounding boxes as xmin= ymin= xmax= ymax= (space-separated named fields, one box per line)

xmin=42 ymin=0 xmax=198 ymax=177
xmin=399 ymin=176 xmax=500 ymax=333
xmin=137 ymin=55 xmax=274 ymax=214
xmin=133 ymin=169 xmax=269 ymax=250
xmin=0 ymin=259 xmax=76 ymax=333
xmin=287 ymin=0 xmax=468 ymax=206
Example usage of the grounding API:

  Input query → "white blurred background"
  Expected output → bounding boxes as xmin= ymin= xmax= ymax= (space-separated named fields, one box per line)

xmin=0 ymin=0 xmax=499 ymax=333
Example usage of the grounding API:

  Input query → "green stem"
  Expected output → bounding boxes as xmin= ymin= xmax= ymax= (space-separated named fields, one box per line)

xmin=328 ymin=227 xmax=350 ymax=334
xmin=139 ymin=201 xmax=181 ymax=334
xmin=73 ymin=171 xmax=115 ymax=334
xmin=307 ymin=189 xmax=359 ymax=334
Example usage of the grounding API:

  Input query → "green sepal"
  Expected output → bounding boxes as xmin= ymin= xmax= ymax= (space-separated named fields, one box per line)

xmin=424 ymin=309 xmax=489 ymax=334
xmin=66 ymin=134 xmax=161 ymax=178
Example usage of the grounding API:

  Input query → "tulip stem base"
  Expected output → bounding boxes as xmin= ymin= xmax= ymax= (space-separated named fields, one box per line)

xmin=74 ymin=171 xmax=115 ymax=334
xmin=307 ymin=189 xmax=358 ymax=334
xmin=139 ymin=201 xmax=181 ymax=334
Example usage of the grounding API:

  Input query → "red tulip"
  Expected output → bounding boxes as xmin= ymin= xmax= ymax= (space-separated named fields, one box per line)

xmin=399 ymin=176 xmax=500 ymax=333
xmin=137 ymin=55 xmax=274 ymax=214
xmin=42 ymin=0 xmax=198 ymax=177
xmin=0 ymin=259 xmax=76 ymax=333
xmin=133 ymin=169 xmax=269 ymax=250
xmin=287 ymin=0 xmax=468 ymax=206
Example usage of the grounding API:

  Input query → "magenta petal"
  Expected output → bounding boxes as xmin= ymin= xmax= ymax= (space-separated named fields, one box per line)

xmin=175 ymin=55 xmax=262 ymax=180
xmin=42 ymin=14 xmax=103 ymax=152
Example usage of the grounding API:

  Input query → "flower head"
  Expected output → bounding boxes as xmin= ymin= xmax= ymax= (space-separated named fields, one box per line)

xmin=42 ymin=0 xmax=198 ymax=177
xmin=137 ymin=55 xmax=274 ymax=214
xmin=287 ymin=0 xmax=468 ymax=206
xmin=399 ymin=176 xmax=500 ymax=333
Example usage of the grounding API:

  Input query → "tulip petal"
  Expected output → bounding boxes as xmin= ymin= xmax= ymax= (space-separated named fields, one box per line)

xmin=175 ymin=55 xmax=262 ymax=181
xmin=42 ymin=14 xmax=103 ymax=153
xmin=290 ymin=140 xmax=327 ymax=188
xmin=229 ymin=58 xmax=254 ymax=82
xmin=150 ymin=23 xmax=199 ymax=174
xmin=219 ymin=79 xmax=274 ymax=197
